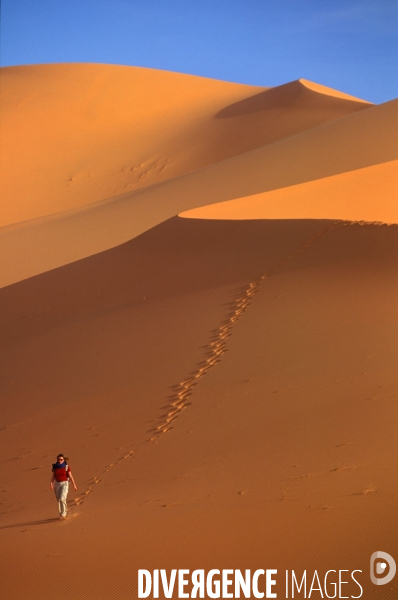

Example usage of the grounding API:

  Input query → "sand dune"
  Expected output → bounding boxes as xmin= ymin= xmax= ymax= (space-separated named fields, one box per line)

xmin=1 ymin=218 xmax=397 ymax=600
xmin=180 ymin=160 xmax=398 ymax=223
xmin=0 ymin=74 xmax=396 ymax=288
xmin=0 ymin=64 xmax=370 ymax=228
xmin=0 ymin=64 xmax=397 ymax=600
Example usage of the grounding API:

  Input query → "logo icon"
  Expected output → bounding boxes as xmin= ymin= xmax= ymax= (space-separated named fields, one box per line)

xmin=370 ymin=552 xmax=396 ymax=585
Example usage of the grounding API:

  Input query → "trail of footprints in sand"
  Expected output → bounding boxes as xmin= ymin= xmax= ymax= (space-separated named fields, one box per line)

xmin=73 ymin=220 xmax=393 ymax=508
xmin=148 ymin=221 xmax=345 ymax=443
xmin=73 ymin=449 xmax=136 ymax=507
xmin=148 ymin=278 xmax=265 ymax=442
xmin=72 ymin=268 xmax=265 ymax=507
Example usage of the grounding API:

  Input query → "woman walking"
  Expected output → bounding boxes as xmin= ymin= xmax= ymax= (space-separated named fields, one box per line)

xmin=50 ymin=454 xmax=77 ymax=520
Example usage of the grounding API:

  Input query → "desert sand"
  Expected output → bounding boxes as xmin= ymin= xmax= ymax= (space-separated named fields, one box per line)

xmin=0 ymin=64 xmax=397 ymax=600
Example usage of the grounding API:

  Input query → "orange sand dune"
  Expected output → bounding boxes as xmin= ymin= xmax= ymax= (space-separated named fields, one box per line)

xmin=0 ymin=90 xmax=396 ymax=288
xmin=0 ymin=64 xmax=370 ymax=228
xmin=180 ymin=160 xmax=398 ymax=223
xmin=0 ymin=65 xmax=397 ymax=600
xmin=0 ymin=217 xmax=397 ymax=599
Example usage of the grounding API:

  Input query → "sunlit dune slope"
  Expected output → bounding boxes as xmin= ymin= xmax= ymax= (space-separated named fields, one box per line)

xmin=0 ymin=96 xmax=396 ymax=288
xmin=180 ymin=160 xmax=398 ymax=223
xmin=0 ymin=64 xmax=371 ymax=227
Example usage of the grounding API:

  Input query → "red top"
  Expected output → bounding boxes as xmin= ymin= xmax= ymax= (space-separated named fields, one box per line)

xmin=52 ymin=464 xmax=71 ymax=482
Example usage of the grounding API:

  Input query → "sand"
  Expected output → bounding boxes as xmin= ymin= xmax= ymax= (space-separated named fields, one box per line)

xmin=0 ymin=65 xmax=371 ymax=228
xmin=0 ymin=64 xmax=397 ymax=600
xmin=180 ymin=160 xmax=398 ymax=223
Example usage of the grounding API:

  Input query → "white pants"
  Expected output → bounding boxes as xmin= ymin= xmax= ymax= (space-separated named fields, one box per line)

xmin=54 ymin=481 xmax=69 ymax=517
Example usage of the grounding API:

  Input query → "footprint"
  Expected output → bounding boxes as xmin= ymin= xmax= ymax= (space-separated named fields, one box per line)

xmin=330 ymin=465 xmax=352 ymax=473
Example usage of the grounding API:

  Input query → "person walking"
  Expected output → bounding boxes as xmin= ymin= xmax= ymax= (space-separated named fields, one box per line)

xmin=50 ymin=454 xmax=77 ymax=520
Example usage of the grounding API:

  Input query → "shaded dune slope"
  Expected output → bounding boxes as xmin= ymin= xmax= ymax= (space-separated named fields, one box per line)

xmin=1 ymin=217 xmax=397 ymax=600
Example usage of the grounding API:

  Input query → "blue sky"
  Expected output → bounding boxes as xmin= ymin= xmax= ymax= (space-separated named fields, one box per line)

xmin=1 ymin=0 xmax=397 ymax=103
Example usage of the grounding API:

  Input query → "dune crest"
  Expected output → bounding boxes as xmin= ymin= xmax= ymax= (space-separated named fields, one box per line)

xmin=215 ymin=78 xmax=370 ymax=118
xmin=180 ymin=160 xmax=398 ymax=223
xmin=298 ymin=78 xmax=371 ymax=102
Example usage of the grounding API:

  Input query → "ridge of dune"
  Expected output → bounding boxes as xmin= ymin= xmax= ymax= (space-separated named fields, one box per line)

xmin=215 ymin=78 xmax=370 ymax=119
xmin=179 ymin=160 xmax=398 ymax=223
xmin=0 ymin=63 xmax=371 ymax=227
xmin=298 ymin=78 xmax=371 ymax=102
xmin=0 ymin=96 xmax=396 ymax=289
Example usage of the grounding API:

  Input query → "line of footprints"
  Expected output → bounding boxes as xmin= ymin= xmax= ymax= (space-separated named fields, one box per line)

xmin=148 ymin=275 xmax=267 ymax=443
xmin=71 ymin=275 xmax=267 ymax=509
xmin=73 ymin=449 xmax=136 ymax=507
xmin=144 ymin=221 xmax=355 ymax=442
xmin=72 ymin=221 xmax=391 ymax=509
xmin=71 ymin=223 xmax=340 ymax=509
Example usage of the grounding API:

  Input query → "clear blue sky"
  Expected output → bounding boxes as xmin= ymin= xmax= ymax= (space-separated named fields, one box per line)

xmin=1 ymin=0 xmax=397 ymax=103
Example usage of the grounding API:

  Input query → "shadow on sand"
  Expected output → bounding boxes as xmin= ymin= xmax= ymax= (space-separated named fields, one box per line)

xmin=0 ymin=518 xmax=60 ymax=530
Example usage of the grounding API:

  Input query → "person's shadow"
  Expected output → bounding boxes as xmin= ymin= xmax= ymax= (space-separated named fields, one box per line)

xmin=0 ymin=518 xmax=60 ymax=529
